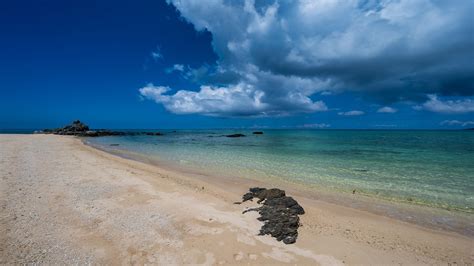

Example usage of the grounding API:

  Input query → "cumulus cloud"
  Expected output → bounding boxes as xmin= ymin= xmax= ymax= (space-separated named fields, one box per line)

xmin=440 ymin=120 xmax=474 ymax=127
xmin=338 ymin=110 xmax=364 ymax=116
xmin=139 ymin=83 xmax=326 ymax=116
xmin=377 ymin=106 xmax=397 ymax=113
xmin=416 ymin=95 xmax=474 ymax=113
xmin=142 ymin=0 xmax=473 ymax=116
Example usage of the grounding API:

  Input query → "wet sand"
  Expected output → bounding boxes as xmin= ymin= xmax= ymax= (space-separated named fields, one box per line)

xmin=1 ymin=134 xmax=472 ymax=265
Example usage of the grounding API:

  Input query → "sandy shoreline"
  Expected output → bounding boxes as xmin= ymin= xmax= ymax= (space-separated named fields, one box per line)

xmin=1 ymin=134 xmax=473 ymax=264
xmin=87 ymin=138 xmax=474 ymax=238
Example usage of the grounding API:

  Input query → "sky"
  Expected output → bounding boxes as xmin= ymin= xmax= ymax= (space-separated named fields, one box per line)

xmin=1 ymin=0 xmax=473 ymax=130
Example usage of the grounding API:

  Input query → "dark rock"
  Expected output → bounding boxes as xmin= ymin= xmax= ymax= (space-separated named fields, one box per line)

xmin=41 ymin=120 xmax=93 ymax=136
xmin=51 ymin=120 xmax=89 ymax=135
xmin=93 ymin=130 xmax=125 ymax=137
xmin=40 ymin=120 xmax=166 ymax=138
xmin=252 ymin=131 xmax=264 ymax=134
xmin=70 ymin=120 xmax=89 ymax=132
xmin=83 ymin=131 xmax=99 ymax=137
xmin=240 ymin=187 xmax=305 ymax=244
xmin=225 ymin=134 xmax=246 ymax=138
xmin=242 ymin=192 xmax=255 ymax=202
xmin=243 ymin=188 xmax=286 ymax=203
xmin=145 ymin=132 xmax=163 ymax=136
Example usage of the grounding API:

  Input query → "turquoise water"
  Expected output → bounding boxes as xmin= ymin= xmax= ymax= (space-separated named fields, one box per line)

xmin=86 ymin=130 xmax=474 ymax=213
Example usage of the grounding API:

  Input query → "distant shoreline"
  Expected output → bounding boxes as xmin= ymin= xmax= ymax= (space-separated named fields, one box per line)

xmin=1 ymin=128 xmax=473 ymax=134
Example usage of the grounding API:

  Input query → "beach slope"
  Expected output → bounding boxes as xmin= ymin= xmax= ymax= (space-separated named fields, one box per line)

xmin=0 ymin=135 xmax=472 ymax=265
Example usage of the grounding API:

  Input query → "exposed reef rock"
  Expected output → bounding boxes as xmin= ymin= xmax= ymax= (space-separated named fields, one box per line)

xmin=225 ymin=133 xmax=246 ymax=138
xmin=145 ymin=132 xmax=164 ymax=136
xmin=238 ymin=187 xmax=305 ymax=244
xmin=36 ymin=120 xmax=164 ymax=137
xmin=252 ymin=131 xmax=264 ymax=134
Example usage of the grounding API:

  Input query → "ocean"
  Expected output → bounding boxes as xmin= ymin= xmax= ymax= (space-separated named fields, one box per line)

xmin=85 ymin=129 xmax=474 ymax=215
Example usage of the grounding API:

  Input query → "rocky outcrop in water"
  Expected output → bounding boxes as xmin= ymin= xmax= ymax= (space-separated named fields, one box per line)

xmin=238 ymin=187 xmax=305 ymax=244
xmin=252 ymin=131 xmax=264 ymax=135
xmin=145 ymin=132 xmax=164 ymax=136
xmin=225 ymin=133 xmax=246 ymax=138
xmin=36 ymin=120 xmax=164 ymax=137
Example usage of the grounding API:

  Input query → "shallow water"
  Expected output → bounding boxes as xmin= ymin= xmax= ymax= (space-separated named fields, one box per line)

xmin=86 ymin=130 xmax=474 ymax=214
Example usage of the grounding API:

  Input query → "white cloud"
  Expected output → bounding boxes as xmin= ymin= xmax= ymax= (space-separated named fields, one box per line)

xmin=141 ymin=0 xmax=473 ymax=116
xmin=440 ymin=120 xmax=474 ymax=127
xmin=172 ymin=64 xmax=184 ymax=71
xmin=166 ymin=64 xmax=185 ymax=73
xmin=338 ymin=110 xmax=364 ymax=116
xmin=139 ymin=83 xmax=326 ymax=116
xmin=418 ymin=95 xmax=474 ymax=114
xmin=377 ymin=106 xmax=398 ymax=113
xmin=151 ymin=46 xmax=162 ymax=60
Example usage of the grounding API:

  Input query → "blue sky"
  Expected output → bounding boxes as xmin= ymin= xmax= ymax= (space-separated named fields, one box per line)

xmin=1 ymin=0 xmax=473 ymax=129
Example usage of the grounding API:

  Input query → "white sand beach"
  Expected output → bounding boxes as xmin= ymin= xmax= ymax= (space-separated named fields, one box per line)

xmin=1 ymin=134 xmax=472 ymax=265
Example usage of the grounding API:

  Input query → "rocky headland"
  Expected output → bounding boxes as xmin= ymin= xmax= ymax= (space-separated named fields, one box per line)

xmin=35 ymin=120 xmax=164 ymax=137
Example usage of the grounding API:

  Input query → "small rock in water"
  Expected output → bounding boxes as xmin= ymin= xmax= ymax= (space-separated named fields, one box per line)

xmin=252 ymin=131 xmax=264 ymax=135
xmin=145 ymin=132 xmax=163 ymax=136
xmin=240 ymin=187 xmax=305 ymax=244
xmin=225 ymin=133 xmax=246 ymax=138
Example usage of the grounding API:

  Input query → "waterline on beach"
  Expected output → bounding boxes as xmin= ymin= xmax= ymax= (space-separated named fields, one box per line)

xmin=85 ymin=130 xmax=474 ymax=234
xmin=86 ymin=130 xmax=473 ymax=211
